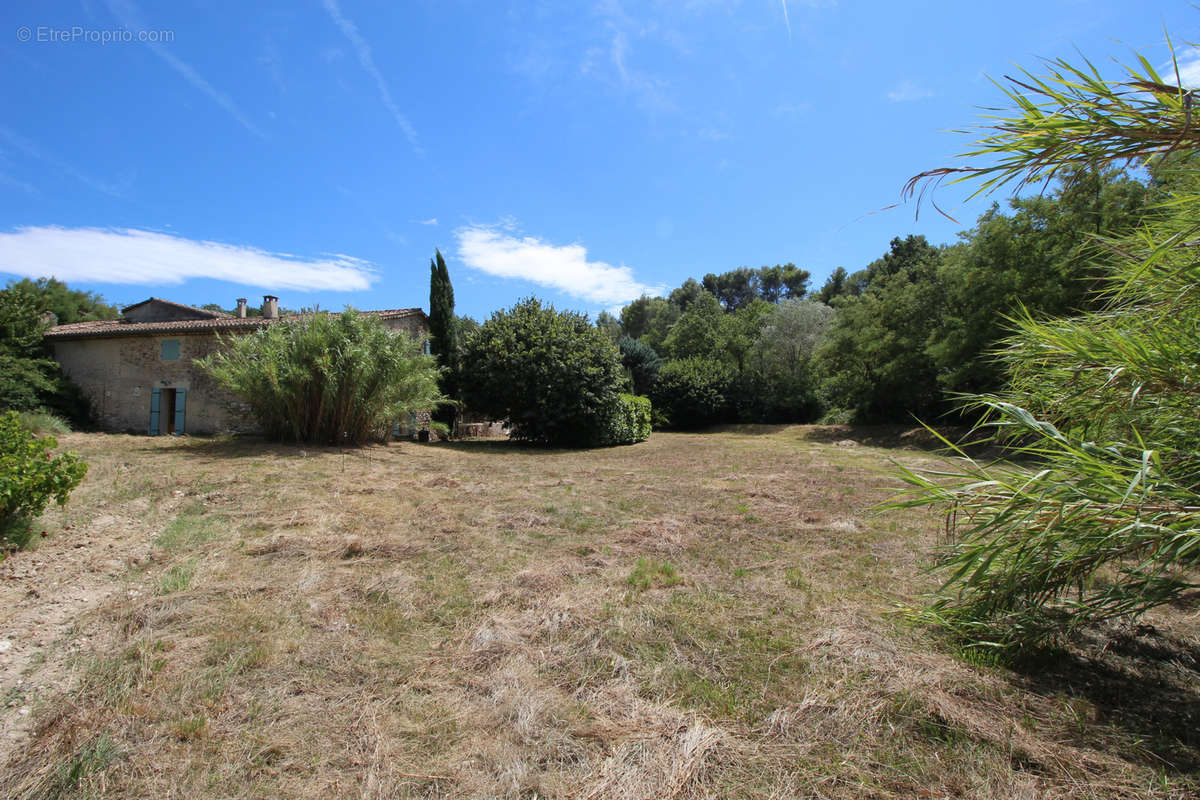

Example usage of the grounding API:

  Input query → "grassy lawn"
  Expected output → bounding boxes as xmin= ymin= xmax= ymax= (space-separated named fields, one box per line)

xmin=1 ymin=427 xmax=1197 ymax=798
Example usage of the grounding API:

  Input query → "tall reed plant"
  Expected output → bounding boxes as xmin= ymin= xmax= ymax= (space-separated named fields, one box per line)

xmin=894 ymin=39 xmax=1200 ymax=649
xmin=199 ymin=310 xmax=442 ymax=445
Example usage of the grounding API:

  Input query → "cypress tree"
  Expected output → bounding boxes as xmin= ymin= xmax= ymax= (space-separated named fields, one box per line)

xmin=428 ymin=249 xmax=459 ymax=429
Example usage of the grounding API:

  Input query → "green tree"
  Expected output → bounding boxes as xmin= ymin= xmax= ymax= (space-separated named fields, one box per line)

xmin=428 ymin=249 xmax=459 ymax=428
xmin=594 ymin=311 xmax=623 ymax=343
xmin=0 ymin=289 xmax=57 ymax=411
xmin=733 ymin=299 xmax=834 ymax=422
xmin=460 ymin=298 xmax=629 ymax=447
xmin=662 ymin=292 xmax=726 ymax=361
xmin=722 ymin=298 xmax=771 ymax=374
xmin=895 ymin=45 xmax=1200 ymax=649
xmin=815 ymin=236 xmax=945 ymax=421
xmin=4 ymin=277 xmax=117 ymax=324
xmin=618 ymin=336 xmax=662 ymax=396
xmin=649 ymin=357 xmax=734 ymax=429
xmin=929 ymin=168 xmax=1150 ymax=398
xmin=667 ymin=277 xmax=707 ymax=312
xmin=199 ymin=309 xmax=441 ymax=445
xmin=0 ymin=287 xmax=90 ymax=422
xmin=701 ymin=264 xmax=809 ymax=311
xmin=621 ymin=295 xmax=680 ymax=352
xmin=816 ymin=267 xmax=848 ymax=304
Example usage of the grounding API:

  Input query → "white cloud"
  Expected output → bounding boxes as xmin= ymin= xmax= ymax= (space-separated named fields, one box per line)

xmin=322 ymin=0 xmax=421 ymax=154
xmin=454 ymin=222 xmax=662 ymax=305
xmin=581 ymin=14 xmax=675 ymax=113
xmin=885 ymin=80 xmax=934 ymax=103
xmin=0 ymin=226 xmax=377 ymax=291
xmin=1164 ymin=48 xmax=1200 ymax=88
xmin=411 ymin=217 xmax=439 ymax=226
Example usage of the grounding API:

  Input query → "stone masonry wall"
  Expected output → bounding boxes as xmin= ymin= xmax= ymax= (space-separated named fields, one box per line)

xmin=53 ymin=314 xmax=429 ymax=436
xmin=53 ymin=334 xmax=256 ymax=435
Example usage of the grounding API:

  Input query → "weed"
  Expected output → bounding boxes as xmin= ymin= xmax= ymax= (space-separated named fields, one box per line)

xmin=158 ymin=560 xmax=197 ymax=594
xmin=784 ymin=567 xmax=810 ymax=591
xmin=156 ymin=508 xmax=222 ymax=552
xmin=627 ymin=557 xmax=683 ymax=590
xmin=50 ymin=735 xmax=118 ymax=797
xmin=171 ymin=715 xmax=208 ymax=741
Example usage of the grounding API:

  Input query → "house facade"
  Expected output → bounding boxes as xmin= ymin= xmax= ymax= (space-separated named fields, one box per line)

xmin=45 ymin=296 xmax=429 ymax=435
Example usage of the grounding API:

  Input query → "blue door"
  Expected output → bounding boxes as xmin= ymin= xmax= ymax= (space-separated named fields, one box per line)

xmin=174 ymin=388 xmax=187 ymax=434
xmin=149 ymin=388 xmax=161 ymax=435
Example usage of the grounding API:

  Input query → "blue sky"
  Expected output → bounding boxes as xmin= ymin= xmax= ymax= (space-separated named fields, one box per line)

xmin=1 ymin=1 xmax=1196 ymax=320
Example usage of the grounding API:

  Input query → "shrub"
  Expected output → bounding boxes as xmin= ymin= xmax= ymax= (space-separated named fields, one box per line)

xmin=894 ymin=41 xmax=1200 ymax=649
xmin=17 ymin=410 xmax=70 ymax=436
xmin=600 ymin=393 xmax=652 ymax=446
xmin=649 ymin=357 xmax=734 ymax=429
xmin=0 ymin=287 xmax=94 ymax=426
xmin=198 ymin=309 xmax=442 ymax=445
xmin=0 ymin=410 xmax=87 ymax=548
xmin=461 ymin=297 xmax=628 ymax=447
xmin=618 ymin=336 xmax=662 ymax=396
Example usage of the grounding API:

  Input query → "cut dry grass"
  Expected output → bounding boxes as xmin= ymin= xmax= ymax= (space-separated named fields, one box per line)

xmin=0 ymin=427 xmax=1196 ymax=798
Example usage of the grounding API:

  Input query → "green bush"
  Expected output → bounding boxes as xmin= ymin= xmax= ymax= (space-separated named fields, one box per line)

xmin=0 ymin=410 xmax=87 ymax=548
xmin=600 ymin=393 xmax=652 ymax=445
xmin=618 ymin=336 xmax=662 ymax=396
xmin=461 ymin=297 xmax=628 ymax=447
xmin=894 ymin=40 xmax=1200 ymax=649
xmin=17 ymin=410 xmax=70 ymax=436
xmin=0 ymin=286 xmax=94 ymax=426
xmin=649 ymin=357 xmax=734 ymax=429
xmin=198 ymin=309 xmax=442 ymax=446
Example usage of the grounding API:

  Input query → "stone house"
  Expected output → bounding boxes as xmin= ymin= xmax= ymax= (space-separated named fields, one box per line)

xmin=45 ymin=296 xmax=429 ymax=435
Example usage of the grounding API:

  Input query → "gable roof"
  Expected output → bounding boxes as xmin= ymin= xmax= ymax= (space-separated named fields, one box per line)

xmin=45 ymin=307 xmax=428 ymax=341
xmin=120 ymin=297 xmax=231 ymax=320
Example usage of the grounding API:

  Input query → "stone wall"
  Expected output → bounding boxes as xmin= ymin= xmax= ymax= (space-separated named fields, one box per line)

xmin=52 ymin=333 xmax=256 ymax=435
xmin=53 ymin=314 xmax=430 ymax=436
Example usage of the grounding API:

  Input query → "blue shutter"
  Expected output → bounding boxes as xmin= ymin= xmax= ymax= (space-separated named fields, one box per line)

xmin=174 ymin=388 xmax=187 ymax=435
xmin=149 ymin=388 xmax=161 ymax=435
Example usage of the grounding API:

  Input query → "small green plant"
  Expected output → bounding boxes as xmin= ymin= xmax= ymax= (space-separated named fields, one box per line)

xmin=0 ymin=410 xmax=87 ymax=548
xmin=156 ymin=509 xmax=220 ymax=552
xmin=158 ymin=560 xmax=197 ymax=594
xmin=627 ymin=557 xmax=683 ymax=590
xmin=784 ymin=567 xmax=809 ymax=591
xmin=52 ymin=734 xmax=118 ymax=795
xmin=17 ymin=410 xmax=70 ymax=436
xmin=171 ymin=714 xmax=208 ymax=741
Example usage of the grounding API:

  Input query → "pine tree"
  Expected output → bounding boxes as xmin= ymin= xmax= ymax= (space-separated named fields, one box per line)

xmin=428 ymin=249 xmax=459 ymax=429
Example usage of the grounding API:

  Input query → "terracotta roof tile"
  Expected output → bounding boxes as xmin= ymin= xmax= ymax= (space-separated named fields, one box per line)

xmin=45 ymin=308 xmax=426 ymax=340
xmin=120 ymin=297 xmax=232 ymax=319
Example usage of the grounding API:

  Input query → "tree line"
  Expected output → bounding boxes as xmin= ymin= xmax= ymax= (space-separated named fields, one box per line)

xmin=584 ymin=166 xmax=1155 ymax=429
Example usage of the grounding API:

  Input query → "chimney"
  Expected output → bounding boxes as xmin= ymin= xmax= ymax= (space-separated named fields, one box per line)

xmin=262 ymin=295 xmax=279 ymax=320
xmin=236 ymin=298 xmax=247 ymax=318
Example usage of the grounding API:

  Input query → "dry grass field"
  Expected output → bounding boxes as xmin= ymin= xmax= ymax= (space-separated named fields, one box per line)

xmin=0 ymin=427 xmax=1197 ymax=799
